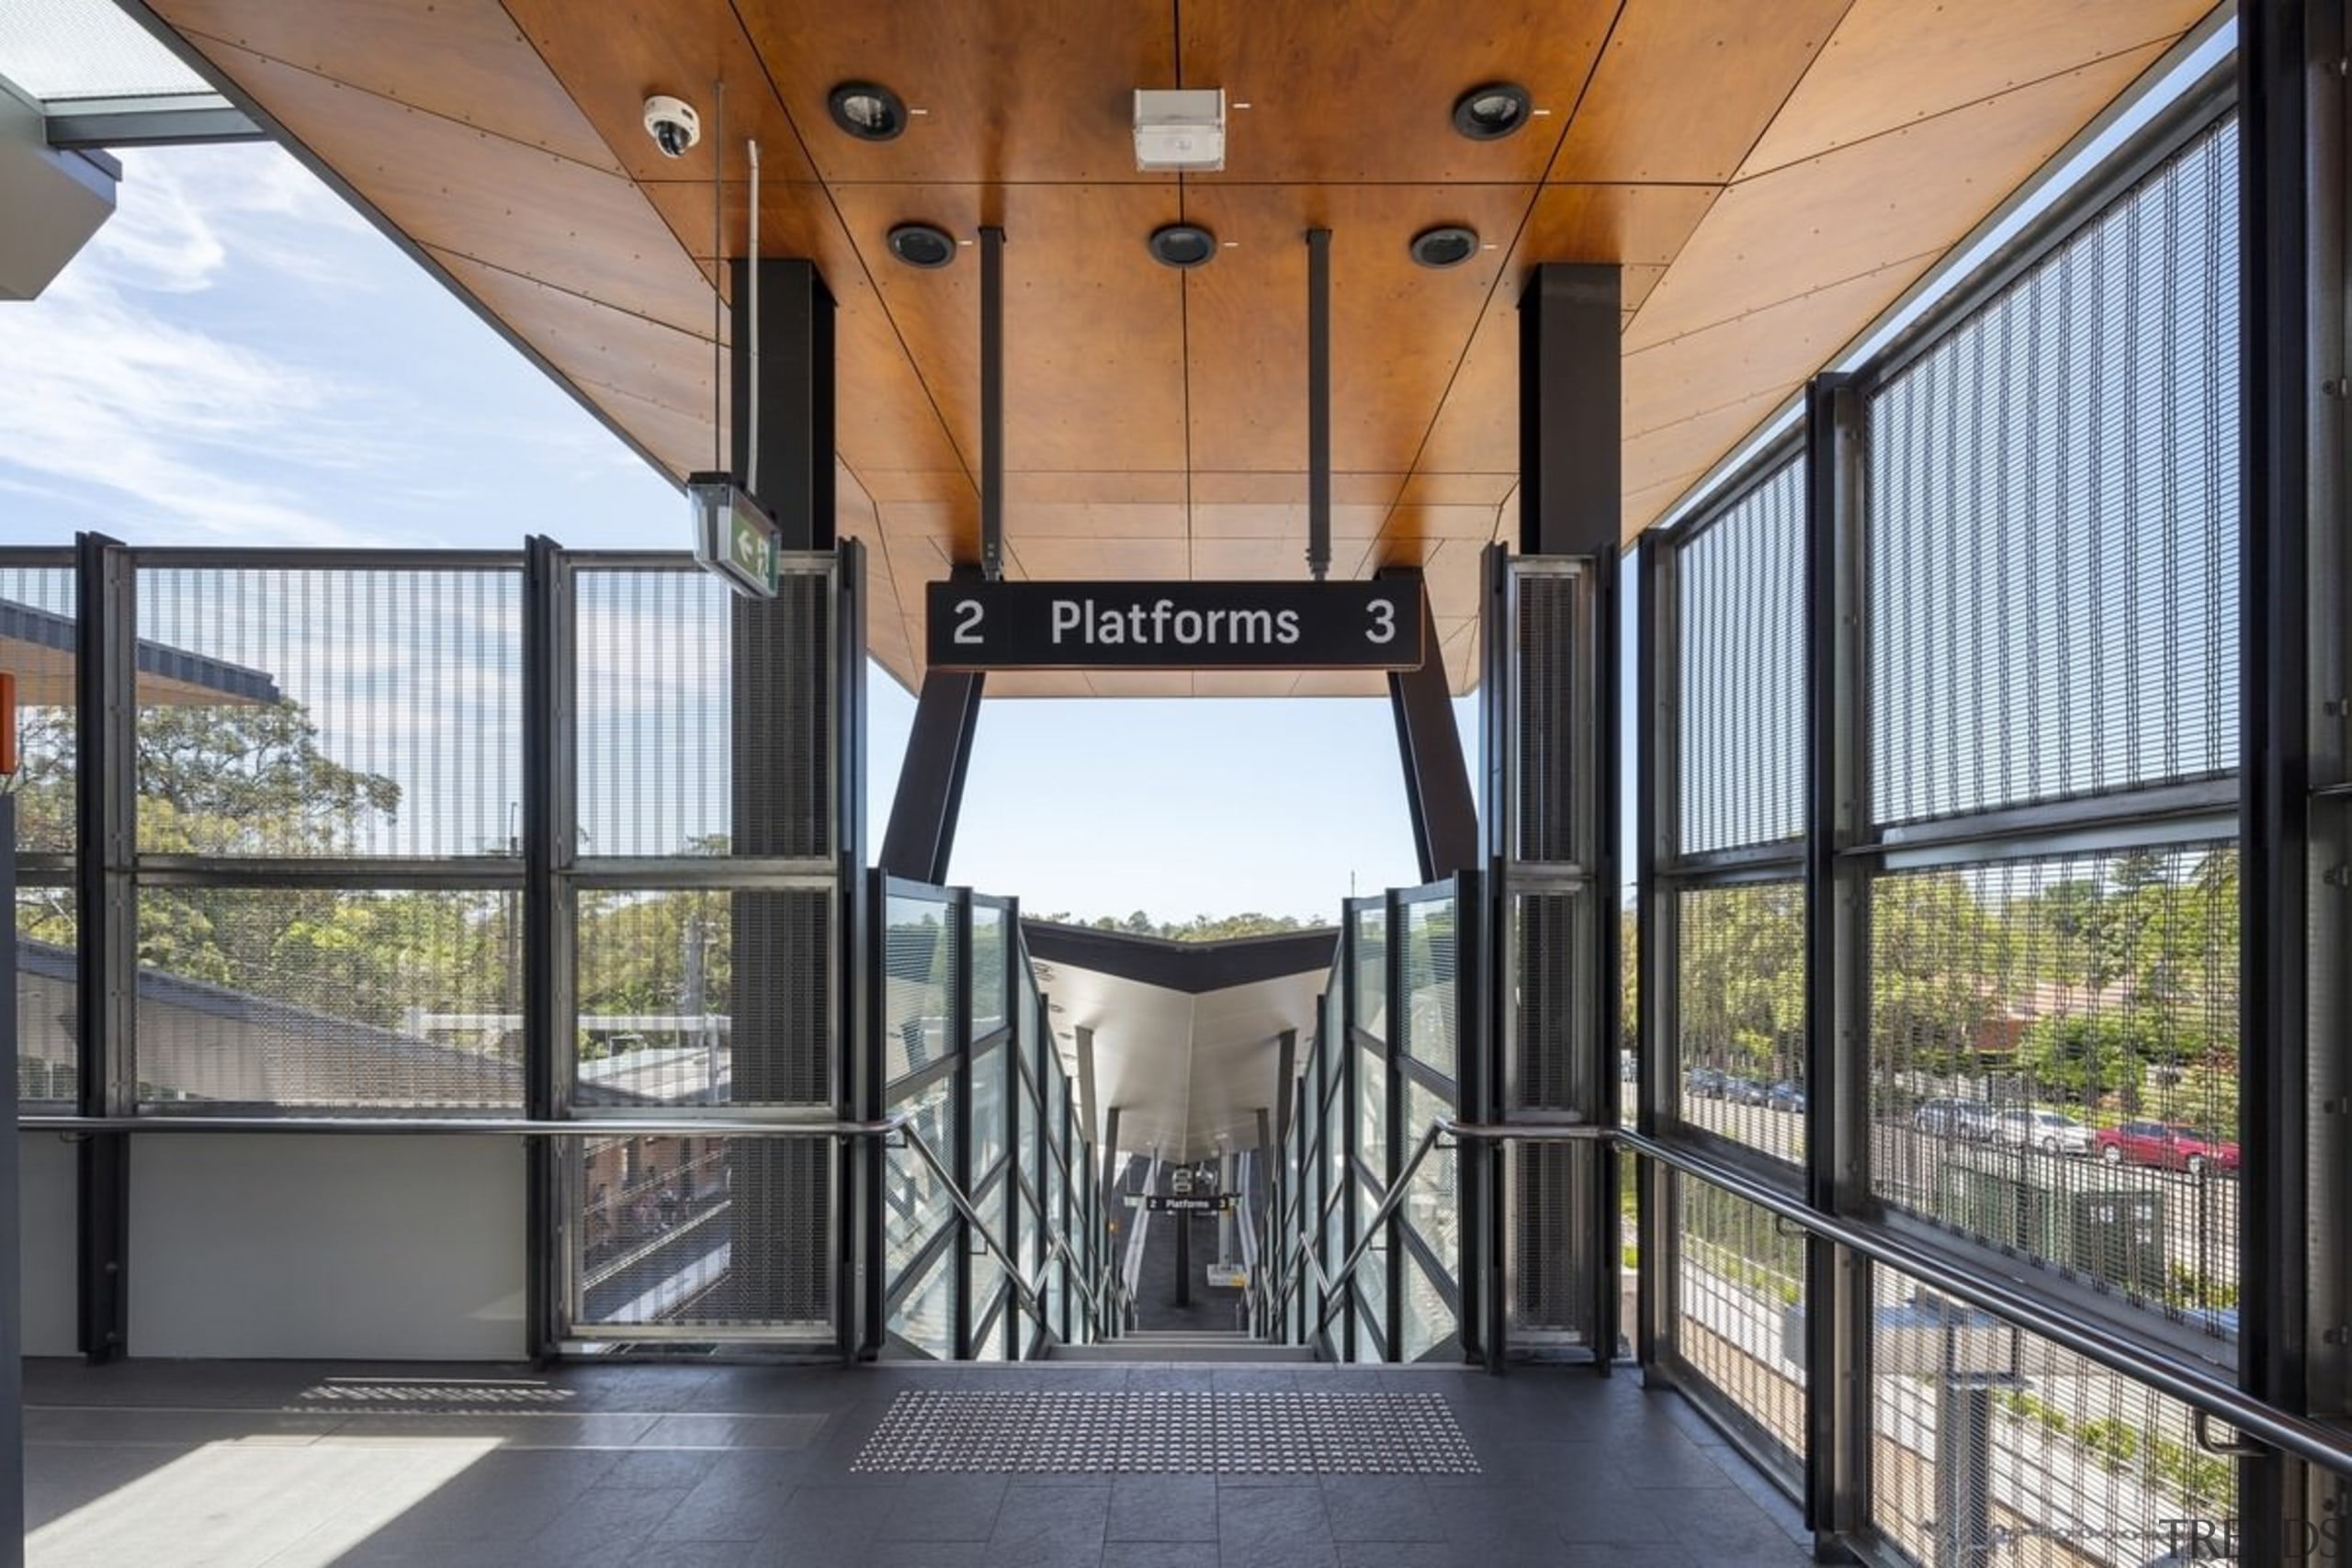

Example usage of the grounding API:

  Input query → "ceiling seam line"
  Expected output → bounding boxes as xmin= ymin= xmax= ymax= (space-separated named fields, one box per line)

xmin=1363 ymin=0 xmax=1630 ymax=556
xmin=1625 ymin=245 xmax=1951 ymax=358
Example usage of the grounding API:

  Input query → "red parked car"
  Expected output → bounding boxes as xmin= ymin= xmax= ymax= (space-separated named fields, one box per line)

xmin=2093 ymin=1121 xmax=2240 ymax=1177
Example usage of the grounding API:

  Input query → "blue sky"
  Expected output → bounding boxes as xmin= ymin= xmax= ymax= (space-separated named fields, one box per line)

xmin=0 ymin=142 xmax=1461 ymax=919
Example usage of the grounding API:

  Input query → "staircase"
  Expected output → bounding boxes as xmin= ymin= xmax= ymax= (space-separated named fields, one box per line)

xmin=1048 ymin=1327 xmax=1315 ymax=1363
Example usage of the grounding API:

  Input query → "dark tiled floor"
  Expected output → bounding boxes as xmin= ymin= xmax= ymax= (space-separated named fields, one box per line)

xmin=20 ymin=1358 xmax=1815 ymax=1567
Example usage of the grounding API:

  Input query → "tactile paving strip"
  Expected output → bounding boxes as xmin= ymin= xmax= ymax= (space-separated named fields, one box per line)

xmin=852 ymin=1389 xmax=1480 ymax=1473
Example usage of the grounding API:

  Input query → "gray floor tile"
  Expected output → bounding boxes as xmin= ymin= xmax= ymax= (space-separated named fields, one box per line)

xmin=1102 ymin=1544 xmax=1221 ymax=1568
xmin=1319 ymin=1475 xmax=1444 ymax=1541
xmin=872 ymin=1473 xmax=1011 ymax=1540
xmin=1109 ymin=1473 xmax=1218 ymax=1540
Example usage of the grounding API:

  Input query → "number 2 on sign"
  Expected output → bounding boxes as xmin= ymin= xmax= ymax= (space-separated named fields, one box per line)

xmin=953 ymin=598 xmax=984 ymax=644
xmin=1366 ymin=598 xmax=1396 ymax=644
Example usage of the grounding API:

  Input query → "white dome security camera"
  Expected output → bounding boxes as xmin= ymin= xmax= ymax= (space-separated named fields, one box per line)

xmin=642 ymin=95 xmax=701 ymax=158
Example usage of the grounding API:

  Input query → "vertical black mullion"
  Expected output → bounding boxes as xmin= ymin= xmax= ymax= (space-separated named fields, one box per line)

xmin=1338 ymin=914 xmax=1358 ymax=1362
xmin=953 ymin=893 xmax=975 ymax=1359
xmin=521 ymin=536 xmax=563 ymax=1362
xmin=1451 ymin=868 xmax=1485 ymax=1366
xmin=836 ymin=542 xmax=871 ymax=1363
xmin=859 ymin=869 xmax=887 ymax=1359
xmin=2242 ymin=0 xmax=2337 ymax=1551
xmin=1804 ymin=378 xmax=1871 ymax=1551
xmin=1003 ymin=898 xmax=1023 ymax=1357
xmin=1374 ymin=893 xmax=1392 ymax=1363
xmin=1476 ymin=544 xmax=1511 ymax=1372
xmin=1636 ymin=535 xmax=1679 ymax=1383
xmin=1590 ymin=550 xmax=1623 ymax=1372
xmin=74 ymin=532 xmax=131 ymax=1365
xmin=1 ymin=788 xmax=23 ymax=1568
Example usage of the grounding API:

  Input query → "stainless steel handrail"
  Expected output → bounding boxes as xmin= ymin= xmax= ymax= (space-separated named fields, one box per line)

xmin=1618 ymin=1127 xmax=2352 ymax=1483
xmin=22 ymin=1113 xmax=910 ymax=1138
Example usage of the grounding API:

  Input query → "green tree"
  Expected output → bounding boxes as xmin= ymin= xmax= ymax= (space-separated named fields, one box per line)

xmin=2016 ymin=1013 xmax=2144 ymax=1101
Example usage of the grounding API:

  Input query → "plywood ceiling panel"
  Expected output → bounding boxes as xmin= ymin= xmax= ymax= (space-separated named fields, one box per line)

xmin=734 ymin=0 xmax=1174 ymax=185
xmin=1549 ymin=0 xmax=1852 ymax=184
xmin=1740 ymin=0 xmax=2211 ymax=176
xmin=1627 ymin=44 xmax=2172 ymax=354
xmin=429 ymin=249 xmax=712 ymax=423
xmin=159 ymin=0 xmax=620 ymax=171
xmin=1176 ymin=0 xmax=1616 ymax=185
xmin=500 ymin=0 xmax=820 ymax=185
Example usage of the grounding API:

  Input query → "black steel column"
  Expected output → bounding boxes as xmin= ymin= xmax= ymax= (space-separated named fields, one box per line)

xmin=1306 ymin=228 xmax=1333 ymax=581
xmin=1634 ymin=534 xmax=1678 ymax=1387
xmin=836 ymin=541 xmax=872 ymax=1361
xmin=980 ymin=227 xmax=1005 ymax=581
xmin=74 ymin=532 xmax=131 ymax=1364
xmin=878 ymin=677 xmax=984 ymax=884
xmin=1476 ymin=544 xmax=1511 ymax=1371
xmin=521 ymin=535 xmax=567 ymax=1360
xmin=952 ymin=897 xmax=976 ymax=1358
xmin=1804 ymin=376 xmax=1871 ymax=1554
xmin=0 ymin=788 xmax=22 ymax=1568
xmin=729 ymin=259 xmax=835 ymax=551
xmin=2241 ymin=0 xmax=2344 ymax=1551
xmin=1381 ymin=569 xmax=1477 ymax=881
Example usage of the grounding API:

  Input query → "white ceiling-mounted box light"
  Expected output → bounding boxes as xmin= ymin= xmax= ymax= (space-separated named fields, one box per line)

xmin=1133 ymin=87 xmax=1224 ymax=172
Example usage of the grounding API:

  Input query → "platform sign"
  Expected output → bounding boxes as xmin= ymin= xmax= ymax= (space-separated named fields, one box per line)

xmin=1148 ymin=1193 xmax=1237 ymax=1213
xmin=926 ymin=580 xmax=1422 ymax=671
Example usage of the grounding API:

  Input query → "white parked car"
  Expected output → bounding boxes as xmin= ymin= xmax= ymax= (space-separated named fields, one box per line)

xmin=1996 ymin=1109 xmax=2092 ymax=1156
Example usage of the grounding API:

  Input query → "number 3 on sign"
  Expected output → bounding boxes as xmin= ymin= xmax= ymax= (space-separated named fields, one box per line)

xmin=953 ymin=598 xmax=984 ymax=645
xmin=1366 ymin=597 xmax=1396 ymax=644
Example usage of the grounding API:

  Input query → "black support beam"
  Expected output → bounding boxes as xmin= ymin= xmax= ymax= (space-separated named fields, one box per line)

xmin=1382 ymin=570 xmax=1476 ymax=882
xmin=729 ymin=259 xmax=836 ymax=551
xmin=1519 ymin=265 xmax=1621 ymax=558
xmin=878 ymin=660 xmax=985 ymax=885
xmin=520 ymin=536 xmax=566 ymax=1360
xmin=74 ymin=532 xmax=131 ymax=1365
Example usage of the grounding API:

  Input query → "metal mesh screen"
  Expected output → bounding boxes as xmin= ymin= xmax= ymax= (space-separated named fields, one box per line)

xmin=0 ymin=563 xmax=76 ymax=854
xmin=1672 ymin=1175 xmax=1805 ymax=1479
xmin=726 ymin=888 xmax=831 ymax=1104
xmin=16 ymin=885 xmax=74 ymax=1105
xmin=1399 ymin=896 xmax=1458 ymax=1083
xmin=1677 ymin=459 xmax=1806 ymax=856
xmin=572 ymin=887 xmax=732 ymax=1106
xmin=131 ymin=886 xmax=522 ymax=1109
xmin=884 ymin=891 xmax=957 ymax=1086
xmin=735 ymin=564 xmax=834 ymax=861
xmin=572 ymin=1131 xmax=833 ymax=1332
xmin=1870 ymin=848 xmax=2238 ymax=1336
xmin=1509 ymin=888 xmax=1586 ymax=1111
xmin=572 ymin=567 xmax=734 ymax=858
xmin=1868 ymin=1260 xmax=2238 ymax=1567
xmin=1507 ymin=1142 xmax=1590 ymax=1342
xmin=1676 ymin=882 xmax=1806 ymax=1163
xmin=134 ymin=566 xmax=521 ymax=858
xmin=1868 ymin=120 xmax=2240 ymax=827
xmin=1513 ymin=567 xmax=1586 ymax=864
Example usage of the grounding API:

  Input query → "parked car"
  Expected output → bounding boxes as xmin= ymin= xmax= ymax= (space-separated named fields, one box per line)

xmin=1722 ymin=1075 xmax=1771 ymax=1106
xmin=1684 ymin=1066 xmax=1729 ymax=1100
xmin=1766 ymin=1080 xmax=1807 ymax=1113
xmin=1996 ymin=1109 xmax=2093 ymax=1156
xmin=1913 ymin=1097 xmax=1996 ymax=1141
xmin=2094 ymin=1122 xmax=2240 ymax=1177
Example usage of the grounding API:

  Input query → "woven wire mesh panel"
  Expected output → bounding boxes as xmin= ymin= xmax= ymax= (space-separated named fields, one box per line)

xmin=736 ymin=564 xmax=833 ymax=860
xmin=575 ymin=567 xmax=733 ymax=857
xmin=1509 ymin=888 xmax=1587 ymax=1112
xmin=1352 ymin=901 xmax=1387 ymax=1041
xmin=135 ymin=566 xmax=521 ymax=858
xmin=132 ymin=886 xmax=521 ymax=1108
xmin=1400 ymin=897 xmax=1458 ymax=1083
xmin=886 ymin=1069 xmax=956 ymax=1286
xmin=730 ymin=888 xmax=831 ymax=1104
xmin=1507 ymin=1141 xmax=1591 ymax=1341
xmin=1672 ymin=1176 xmax=1804 ymax=1478
xmin=1869 ymin=848 xmax=2238 ymax=1336
xmin=1868 ymin=119 xmax=2240 ymax=828
xmin=1676 ymin=459 xmax=1806 ymax=856
xmin=853 ymin=1390 xmax=1479 ymax=1474
xmin=1676 ymin=882 xmax=1805 ymax=1164
xmin=574 ymin=1131 xmax=827 ymax=1329
xmin=1868 ymin=1260 xmax=2237 ymax=1567
xmin=16 ymin=885 xmax=75 ymax=1106
xmin=573 ymin=887 xmax=733 ymax=1107
xmin=1513 ymin=567 xmax=1586 ymax=865
xmin=884 ymin=892 xmax=957 ymax=1086
xmin=0 ymin=565 xmax=76 ymax=854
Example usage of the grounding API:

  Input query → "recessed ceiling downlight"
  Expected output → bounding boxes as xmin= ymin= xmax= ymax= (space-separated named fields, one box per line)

xmin=887 ymin=222 xmax=956 ymax=268
xmin=829 ymin=81 xmax=907 ymax=141
xmin=1409 ymin=225 xmax=1479 ymax=268
xmin=1451 ymin=82 xmax=1531 ymax=141
xmin=1148 ymin=222 xmax=1217 ymax=268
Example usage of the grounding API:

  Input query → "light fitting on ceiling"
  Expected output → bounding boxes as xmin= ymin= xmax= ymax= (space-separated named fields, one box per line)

xmin=1134 ymin=87 xmax=1226 ymax=171
xmin=829 ymin=81 xmax=907 ymax=141
xmin=886 ymin=222 xmax=956 ymax=268
xmin=1409 ymin=225 xmax=1479 ymax=268
xmin=1148 ymin=222 xmax=1217 ymax=268
xmin=1451 ymin=82 xmax=1531 ymax=141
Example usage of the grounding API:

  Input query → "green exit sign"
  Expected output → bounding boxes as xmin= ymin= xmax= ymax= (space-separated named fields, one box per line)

xmin=686 ymin=472 xmax=780 ymax=598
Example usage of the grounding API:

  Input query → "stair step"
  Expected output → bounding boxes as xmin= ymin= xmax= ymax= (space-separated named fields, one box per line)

xmin=1046 ymin=1339 xmax=1318 ymax=1363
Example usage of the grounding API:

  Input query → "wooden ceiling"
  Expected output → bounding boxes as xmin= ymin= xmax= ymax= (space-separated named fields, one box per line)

xmin=142 ymin=0 xmax=2218 ymax=696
